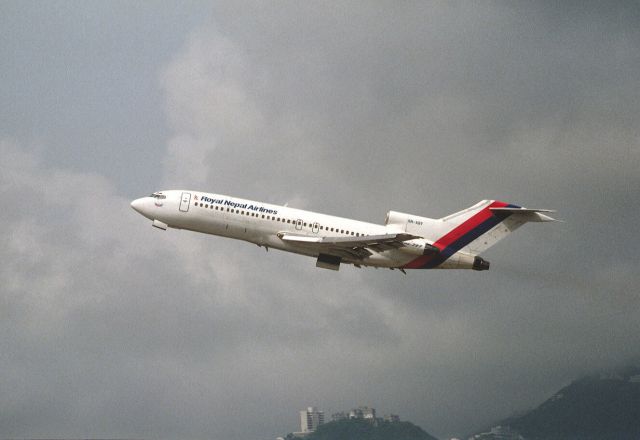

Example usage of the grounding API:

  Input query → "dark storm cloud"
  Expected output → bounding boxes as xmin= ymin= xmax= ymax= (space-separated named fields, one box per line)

xmin=1 ymin=2 xmax=640 ymax=440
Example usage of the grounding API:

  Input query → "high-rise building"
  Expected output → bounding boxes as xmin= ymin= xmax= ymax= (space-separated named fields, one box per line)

xmin=299 ymin=407 xmax=325 ymax=434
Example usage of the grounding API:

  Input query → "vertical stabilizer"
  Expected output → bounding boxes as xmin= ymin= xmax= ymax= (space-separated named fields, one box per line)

xmin=437 ymin=201 xmax=556 ymax=256
xmin=402 ymin=200 xmax=555 ymax=269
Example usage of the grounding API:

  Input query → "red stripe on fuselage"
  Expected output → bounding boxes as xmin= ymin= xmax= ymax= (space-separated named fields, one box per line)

xmin=402 ymin=254 xmax=435 ymax=269
xmin=434 ymin=201 xmax=509 ymax=250
xmin=402 ymin=201 xmax=509 ymax=269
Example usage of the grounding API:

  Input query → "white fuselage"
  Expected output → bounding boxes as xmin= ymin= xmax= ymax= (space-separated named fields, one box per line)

xmin=131 ymin=190 xmax=425 ymax=269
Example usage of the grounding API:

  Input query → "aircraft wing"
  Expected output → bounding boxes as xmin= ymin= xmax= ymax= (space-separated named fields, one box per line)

xmin=277 ymin=232 xmax=421 ymax=260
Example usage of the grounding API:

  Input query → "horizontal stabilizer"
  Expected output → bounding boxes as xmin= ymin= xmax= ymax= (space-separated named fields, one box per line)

xmin=490 ymin=207 xmax=557 ymax=222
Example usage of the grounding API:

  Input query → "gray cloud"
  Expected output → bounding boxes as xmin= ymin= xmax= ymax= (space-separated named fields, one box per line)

xmin=1 ymin=2 xmax=640 ymax=439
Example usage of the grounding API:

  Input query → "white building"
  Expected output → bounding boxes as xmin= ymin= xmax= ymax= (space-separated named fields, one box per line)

xmin=360 ymin=406 xmax=376 ymax=420
xmin=299 ymin=406 xmax=325 ymax=434
xmin=349 ymin=406 xmax=376 ymax=420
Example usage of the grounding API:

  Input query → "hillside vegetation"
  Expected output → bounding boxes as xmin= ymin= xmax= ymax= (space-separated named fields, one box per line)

xmin=298 ymin=418 xmax=439 ymax=440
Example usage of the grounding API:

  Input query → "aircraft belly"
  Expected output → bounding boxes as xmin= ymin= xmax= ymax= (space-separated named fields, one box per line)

xmin=273 ymin=240 xmax=406 ymax=268
xmin=161 ymin=211 xmax=413 ymax=268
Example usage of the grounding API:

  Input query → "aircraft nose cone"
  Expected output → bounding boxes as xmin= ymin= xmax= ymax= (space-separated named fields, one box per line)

xmin=130 ymin=197 xmax=145 ymax=214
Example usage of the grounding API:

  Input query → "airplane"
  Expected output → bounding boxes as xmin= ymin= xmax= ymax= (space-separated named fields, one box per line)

xmin=130 ymin=190 xmax=556 ymax=273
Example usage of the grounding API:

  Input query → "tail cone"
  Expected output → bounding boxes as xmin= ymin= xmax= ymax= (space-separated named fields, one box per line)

xmin=472 ymin=256 xmax=490 ymax=271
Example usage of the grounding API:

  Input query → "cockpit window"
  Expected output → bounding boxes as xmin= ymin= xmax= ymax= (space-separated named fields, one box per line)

xmin=150 ymin=192 xmax=166 ymax=199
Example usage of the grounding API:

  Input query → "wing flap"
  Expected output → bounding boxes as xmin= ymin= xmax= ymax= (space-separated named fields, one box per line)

xmin=279 ymin=234 xmax=322 ymax=244
xmin=277 ymin=232 xmax=421 ymax=260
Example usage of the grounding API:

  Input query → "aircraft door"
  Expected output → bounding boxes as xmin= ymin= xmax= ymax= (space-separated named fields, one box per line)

xmin=312 ymin=222 xmax=319 ymax=233
xmin=295 ymin=219 xmax=303 ymax=230
xmin=179 ymin=192 xmax=191 ymax=212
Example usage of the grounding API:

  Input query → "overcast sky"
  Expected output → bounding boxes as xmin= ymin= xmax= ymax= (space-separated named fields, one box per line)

xmin=1 ymin=1 xmax=639 ymax=439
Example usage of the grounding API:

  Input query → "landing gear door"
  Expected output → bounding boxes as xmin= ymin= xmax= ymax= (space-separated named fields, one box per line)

xmin=179 ymin=192 xmax=191 ymax=212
